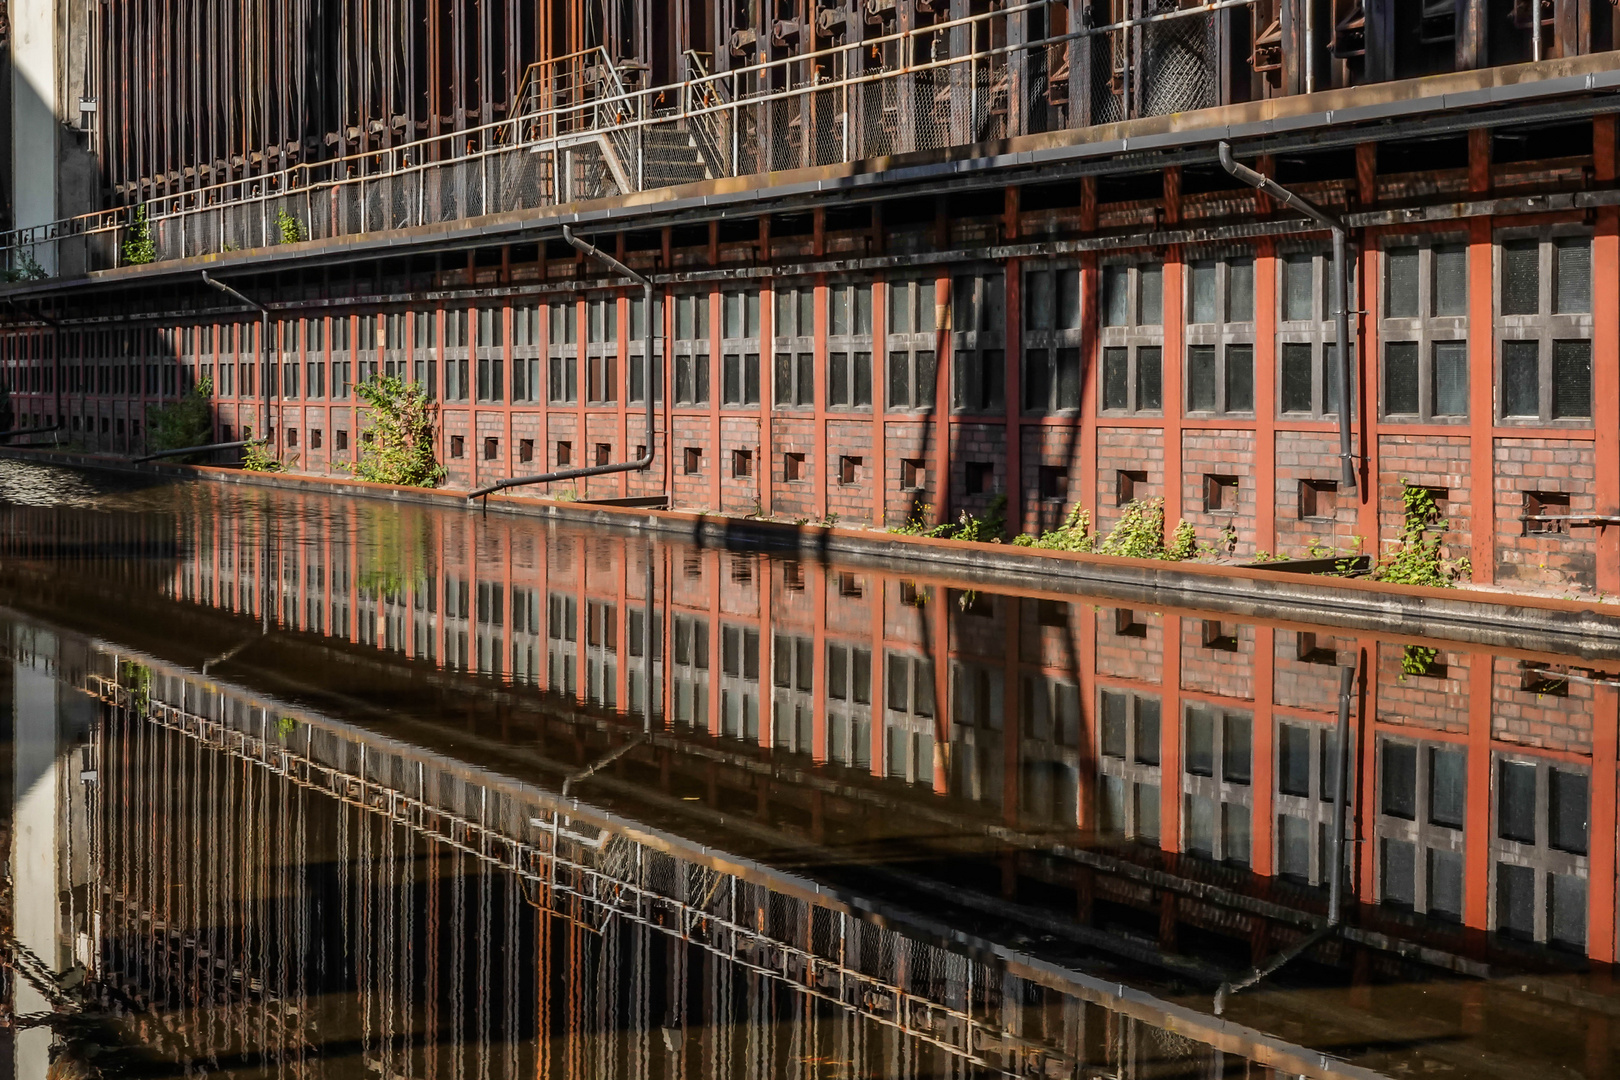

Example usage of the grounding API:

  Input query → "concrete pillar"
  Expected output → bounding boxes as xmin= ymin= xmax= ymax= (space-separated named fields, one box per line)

xmin=13 ymin=658 xmax=59 ymax=1080
xmin=8 ymin=0 xmax=59 ymax=274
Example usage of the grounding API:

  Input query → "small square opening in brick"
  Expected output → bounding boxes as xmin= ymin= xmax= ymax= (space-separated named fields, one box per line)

xmin=782 ymin=560 xmax=805 ymax=591
xmin=311 ymin=429 xmax=323 ymax=449
xmin=1202 ymin=620 xmax=1238 ymax=652
xmin=484 ymin=437 xmax=500 ymax=460
xmin=1117 ymin=469 xmax=1147 ymax=505
xmin=1298 ymin=479 xmax=1338 ymax=520
xmin=839 ymin=455 xmax=862 ymax=485
xmin=838 ymin=572 xmax=863 ymax=598
xmin=965 ymin=461 xmax=994 ymax=495
xmin=1038 ymin=465 xmax=1068 ymax=501
xmin=595 ymin=442 xmax=612 ymax=466
xmin=1114 ymin=609 xmax=1147 ymax=638
xmin=557 ymin=441 xmax=573 ymax=466
xmin=449 ymin=434 xmax=464 ymax=458
xmin=901 ymin=458 xmax=926 ymax=491
xmin=1036 ymin=599 xmax=1070 ymax=628
xmin=519 ymin=439 xmax=534 ymax=463
xmin=1520 ymin=663 xmax=1570 ymax=697
xmin=335 ymin=429 xmax=348 ymax=451
xmin=287 ymin=429 xmax=299 ymax=448
xmin=784 ymin=451 xmax=807 ymax=482
xmin=683 ymin=447 xmax=702 ymax=474
xmin=1296 ymin=632 xmax=1337 ymax=665
xmin=1523 ymin=490 xmax=1571 ymax=535
xmin=1203 ymin=474 xmax=1238 ymax=513
xmin=899 ymin=581 xmax=929 ymax=607
xmin=731 ymin=448 xmax=753 ymax=478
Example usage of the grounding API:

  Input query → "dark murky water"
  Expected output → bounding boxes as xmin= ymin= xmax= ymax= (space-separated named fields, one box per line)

xmin=0 ymin=459 xmax=1614 ymax=1079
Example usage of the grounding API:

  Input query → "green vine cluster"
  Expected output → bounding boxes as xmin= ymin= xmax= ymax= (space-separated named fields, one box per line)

xmin=3 ymin=248 xmax=46 ymax=282
xmin=345 ymin=374 xmax=447 ymax=488
xmin=1367 ymin=482 xmax=1471 ymax=588
xmin=275 ymin=208 xmax=307 ymax=245
xmin=242 ymin=432 xmax=284 ymax=473
xmin=1015 ymin=497 xmax=1196 ymax=561
xmin=148 ymin=376 xmax=214 ymax=461
xmin=892 ymin=494 xmax=1007 ymax=543
xmin=123 ymin=206 xmax=156 ymax=265
xmin=1401 ymin=644 xmax=1440 ymax=678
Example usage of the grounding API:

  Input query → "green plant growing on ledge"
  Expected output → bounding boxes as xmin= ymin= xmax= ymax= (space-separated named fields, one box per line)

xmin=147 ymin=376 xmax=213 ymax=462
xmin=345 ymin=374 xmax=446 ymax=488
xmin=123 ymin=205 xmax=156 ymax=265
xmin=1015 ymin=504 xmax=1095 ymax=552
xmin=1368 ymin=481 xmax=1471 ymax=588
xmin=892 ymin=494 xmax=1007 ymax=542
xmin=1401 ymin=644 xmax=1440 ymax=680
xmin=275 ymin=208 xmax=307 ymax=244
xmin=3 ymin=248 xmax=46 ymax=282
xmin=242 ymin=433 xmax=283 ymax=472
xmin=1014 ymin=498 xmax=1195 ymax=560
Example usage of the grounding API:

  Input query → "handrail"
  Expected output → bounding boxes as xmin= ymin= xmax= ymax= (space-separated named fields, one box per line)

xmin=0 ymin=0 xmax=1252 ymax=275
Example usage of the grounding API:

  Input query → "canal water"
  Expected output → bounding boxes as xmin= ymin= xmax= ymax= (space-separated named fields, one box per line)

xmin=0 ymin=458 xmax=1611 ymax=1079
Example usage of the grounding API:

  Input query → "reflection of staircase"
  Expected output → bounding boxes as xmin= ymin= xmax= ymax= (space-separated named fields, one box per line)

xmin=643 ymin=128 xmax=710 ymax=187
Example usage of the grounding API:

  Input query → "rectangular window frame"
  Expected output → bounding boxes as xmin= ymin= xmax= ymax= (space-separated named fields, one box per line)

xmin=1098 ymin=259 xmax=1164 ymax=417
xmin=1493 ymin=226 xmax=1594 ymax=425
xmin=1183 ymin=251 xmax=1256 ymax=418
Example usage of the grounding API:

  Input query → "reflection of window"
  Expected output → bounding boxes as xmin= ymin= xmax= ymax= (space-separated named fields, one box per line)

xmin=1183 ymin=704 xmax=1253 ymax=866
xmin=1375 ymin=738 xmax=1466 ymax=920
xmin=826 ymin=643 xmax=872 ymax=766
xmin=1496 ymin=231 xmax=1592 ymax=422
xmin=883 ymin=653 xmax=936 ymax=784
xmin=1274 ymin=718 xmax=1352 ymax=886
xmin=1492 ymin=754 xmax=1589 ymax=949
xmin=546 ymin=592 xmax=578 ymax=698
xmin=719 ymin=624 xmax=760 ymax=740
xmin=950 ymin=660 xmax=1003 ymax=805
xmin=672 ymin=614 xmax=710 ymax=730
xmin=1097 ymin=689 xmax=1162 ymax=843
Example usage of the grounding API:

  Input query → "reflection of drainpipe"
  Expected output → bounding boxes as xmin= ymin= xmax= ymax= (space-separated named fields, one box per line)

xmin=468 ymin=225 xmax=658 ymax=501
xmin=1217 ymin=142 xmax=1358 ymax=493
xmin=202 ymin=272 xmax=273 ymax=458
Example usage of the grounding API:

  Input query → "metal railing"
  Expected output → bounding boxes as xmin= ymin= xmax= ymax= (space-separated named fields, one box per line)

xmin=0 ymin=1 xmax=1251 ymax=280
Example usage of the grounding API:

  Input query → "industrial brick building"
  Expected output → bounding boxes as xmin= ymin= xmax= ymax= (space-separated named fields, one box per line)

xmin=4 ymin=1 xmax=1620 ymax=593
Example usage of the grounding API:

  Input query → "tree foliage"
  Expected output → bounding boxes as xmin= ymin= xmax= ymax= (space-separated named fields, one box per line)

xmin=124 ymin=206 xmax=156 ymax=265
xmin=346 ymin=374 xmax=446 ymax=488
xmin=147 ymin=376 xmax=214 ymax=462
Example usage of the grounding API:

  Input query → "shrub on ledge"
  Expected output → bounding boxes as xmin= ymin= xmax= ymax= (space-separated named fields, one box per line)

xmin=345 ymin=375 xmax=446 ymax=488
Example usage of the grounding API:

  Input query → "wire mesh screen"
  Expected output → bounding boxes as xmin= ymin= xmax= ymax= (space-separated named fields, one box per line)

xmin=1090 ymin=32 xmax=1124 ymax=125
xmin=1140 ymin=3 xmax=1216 ymax=117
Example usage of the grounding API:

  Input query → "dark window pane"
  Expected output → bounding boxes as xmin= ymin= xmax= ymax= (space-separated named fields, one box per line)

xmin=1056 ymin=348 xmax=1081 ymax=410
xmin=1498 ymin=760 xmax=1537 ymax=843
xmin=853 ymin=353 xmax=872 ymax=406
xmin=775 ymin=352 xmax=793 ymax=406
xmin=1026 ymin=269 xmax=1054 ymax=330
xmin=1550 ymin=873 xmax=1588 ymax=949
xmin=1283 ymin=254 xmax=1315 ymax=321
xmin=1057 ymin=269 xmax=1081 ymax=329
xmin=797 ymin=352 xmax=814 ymax=405
xmin=888 ymin=351 xmax=910 ymax=408
xmin=1102 ymin=266 xmax=1129 ymax=326
xmin=1381 ymin=741 xmax=1418 ymax=820
xmin=1501 ymin=341 xmax=1540 ymax=417
xmin=1281 ymin=343 xmax=1314 ymax=413
xmin=1136 ymin=783 xmax=1160 ymax=841
xmin=1380 ymin=837 xmax=1416 ymax=908
xmin=1385 ymin=247 xmax=1420 ymax=319
xmin=1551 ymin=340 xmax=1592 ymax=419
xmin=1501 ymin=239 xmax=1540 ymax=316
xmin=1134 ymin=698 xmax=1161 ymax=766
xmin=1102 ymin=347 xmax=1130 ymax=410
xmin=1550 ymin=768 xmax=1589 ymax=855
xmin=1100 ymin=775 xmax=1127 ymax=833
xmin=1186 ymin=794 xmax=1216 ymax=857
xmin=1434 ymin=244 xmax=1468 ymax=316
xmin=1024 ymin=349 xmax=1051 ymax=411
xmin=916 ymin=351 xmax=937 ymax=405
xmin=1279 ymin=724 xmax=1312 ymax=797
xmin=1100 ymin=691 xmax=1128 ymax=758
xmin=1321 ymin=729 xmax=1343 ymax=803
xmin=1429 ymin=746 xmax=1466 ymax=828
xmin=1190 ymin=261 xmax=1217 ymax=324
xmin=1136 ymin=347 xmax=1162 ymax=410
xmin=1138 ymin=266 xmax=1163 ymax=326
xmin=1433 ymin=341 xmax=1468 ymax=417
xmin=1223 ymin=713 xmax=1252 ymax=785
xmin=1384 ymin=341 xmax=1420 ymax=415
xmin=1555 ymin=237 xmax=1591 ymax=314
xmin=1279 ymin=815 xmax=1311 ymax=878
xmin=1225 ymin=344 xmax=1254 ymax=413
xmin=1428 ymin=848 xmax=1463 ymax=919
xmin=1324 ymin=350 xmax=1347 ymax=416
xmin=1185 ymin=708 xmax=1214 ymax=776
xmin=829 ymin=352 xmax=849 ymax=406
xmin=1496 ymin=862 xmax=1535 ymax=938
xmin=1186 ymin=345 xmax=1217 ymax=412
xmin=1228 ymin=259 xmax=1254 ymax=322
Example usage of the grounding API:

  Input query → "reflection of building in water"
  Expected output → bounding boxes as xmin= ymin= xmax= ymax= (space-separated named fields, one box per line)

xmin=2 ymin=630 xmax=1326 ymax=1080
xmin=1 ymin=495 xmax=1619 ymax=1075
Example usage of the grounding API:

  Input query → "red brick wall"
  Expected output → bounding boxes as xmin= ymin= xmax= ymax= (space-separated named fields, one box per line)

xmin=1273 ymin=430 xmax=1357 ymax=559
xmin=1271 ymin=629 xmax=1354 ymax=712
xmin=1096 ymin=608 xmax=1164 ymax=681
xmin=1491 ymin=437 xmax=1598 ymax=591
xmin=1180 ymin=429 xmax=1257 ymax=558
xmin=1179 ymin=618 xmax=1255 ymax=701
xmin=1489 ymin=655 xmax=1595 ymax=754
xmin=1373 ymin=642 xmax=1470 ymax=735
xmin=1094 ymin=427 xmax=1165 ymax=534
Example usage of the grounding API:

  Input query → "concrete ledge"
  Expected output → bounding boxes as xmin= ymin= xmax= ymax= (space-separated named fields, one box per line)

xmin=9 ymin=445 xmax=1620 ymax=659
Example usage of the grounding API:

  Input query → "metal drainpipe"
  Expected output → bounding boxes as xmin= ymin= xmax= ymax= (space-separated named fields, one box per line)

xmin=202 ymin=272 xmax=272 ymax=456
xmin=1218 ymin=142 xmax=1358 ymax=492
xmin=468 ymin=225 xmax=659 ymax=501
